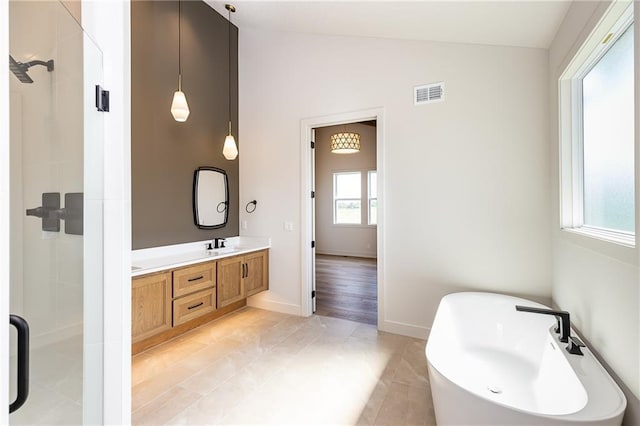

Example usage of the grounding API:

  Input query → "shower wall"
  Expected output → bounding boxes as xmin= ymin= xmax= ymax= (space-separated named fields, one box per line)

xmin=9 ymin=1 xmax=84 ymax=346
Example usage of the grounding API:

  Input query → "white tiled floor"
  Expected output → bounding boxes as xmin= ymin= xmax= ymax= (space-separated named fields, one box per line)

xmin=9 ymin=335 xmax=83 ymax=425
xmin=132 ymin=308 xmax=436 ymax=425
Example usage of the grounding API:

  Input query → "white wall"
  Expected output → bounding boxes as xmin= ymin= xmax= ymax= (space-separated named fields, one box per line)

xmin=315 ymin=123 xmax=377 ymax=258
xmin=239 ymin=29 xmax=551 ymax=336
xmin=548 ymin=0 xmax=640 ymax=406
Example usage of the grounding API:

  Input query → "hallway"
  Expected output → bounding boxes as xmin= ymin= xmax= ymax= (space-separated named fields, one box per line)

xmin=315 ymin=254 xmax=377 ymax=325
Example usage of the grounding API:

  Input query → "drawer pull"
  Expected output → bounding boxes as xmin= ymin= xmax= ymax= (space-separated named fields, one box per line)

xmin=187 ymin=302 xmax=204 ymax=310
xmin=187 ymin=275 xmax=204 ymax=282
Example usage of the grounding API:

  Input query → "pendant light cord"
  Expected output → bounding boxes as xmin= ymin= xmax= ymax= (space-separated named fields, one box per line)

xmin=178 ymin=0 xmax=182 ymax=90
xmin=228 ymin=5 xmax=232 ymax=134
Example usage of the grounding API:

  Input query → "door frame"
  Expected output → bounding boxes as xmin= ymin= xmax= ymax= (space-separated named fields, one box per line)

xmin=299 ymin=107 xmax=385 ymax=327
xmin=1 ymin=0 xmax=11 ymax=422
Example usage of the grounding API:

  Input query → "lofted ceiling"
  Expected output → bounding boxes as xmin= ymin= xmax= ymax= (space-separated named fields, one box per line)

xmin=204 ymin=0 xmax=573 ymax=49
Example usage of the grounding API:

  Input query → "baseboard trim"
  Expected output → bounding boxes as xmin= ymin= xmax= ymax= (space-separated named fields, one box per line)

xmin=380 ymin=319 xmax=430 ymax=340
xmin=316 ymin=249 xmax=377 ymax=259
xmin=247 ymin=296 xmax=302 ymax=316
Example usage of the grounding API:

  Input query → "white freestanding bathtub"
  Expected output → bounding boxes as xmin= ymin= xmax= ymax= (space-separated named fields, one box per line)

xmin=426 ymin=292 xmax=626 ymax=425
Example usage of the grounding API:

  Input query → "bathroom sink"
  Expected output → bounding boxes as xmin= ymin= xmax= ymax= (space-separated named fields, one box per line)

xmin=208 ymin=247 xmax=237 ymax=256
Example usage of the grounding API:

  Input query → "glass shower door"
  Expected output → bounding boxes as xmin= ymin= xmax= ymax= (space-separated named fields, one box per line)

xmin=7 ymin=1 xmax=104 ymax=424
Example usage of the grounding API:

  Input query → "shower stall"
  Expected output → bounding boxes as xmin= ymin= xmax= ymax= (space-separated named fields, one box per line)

xmin=4 ymin=1 xmax=105 ymax=424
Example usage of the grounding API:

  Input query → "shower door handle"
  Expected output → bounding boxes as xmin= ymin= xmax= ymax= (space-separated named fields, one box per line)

xmin=54 ymin=192 xmax=83 ymax=235
xmin=26 ymin=192 xmax=83 ymax=235
xmin=9 ymin=314 xmax=30 ymax=413
xmin=25 ymin=192 xmax=60 ymax=232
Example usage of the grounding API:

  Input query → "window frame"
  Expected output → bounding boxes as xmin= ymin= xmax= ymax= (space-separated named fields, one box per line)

xmin=332 ymin=171 xmax=362 ymax=225
xmin=558 ymin=3 xmax=635 ymax=247
xmin=368 ymin=170 xmax=377 ymax=225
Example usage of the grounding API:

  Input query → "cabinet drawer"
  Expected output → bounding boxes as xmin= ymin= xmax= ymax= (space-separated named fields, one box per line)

xmin=172 ymin=262 xmax=215 ymax=298
xmin=173 ymin=288 xmax=216 ymax=326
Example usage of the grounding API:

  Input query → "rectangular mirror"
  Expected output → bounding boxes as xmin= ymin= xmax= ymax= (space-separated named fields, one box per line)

xmin=193 ymin=166 xmax=229 ymax=229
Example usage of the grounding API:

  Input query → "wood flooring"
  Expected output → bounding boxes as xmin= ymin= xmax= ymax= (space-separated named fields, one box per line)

xmin=315 ymin=254 xmax=377 ymax=325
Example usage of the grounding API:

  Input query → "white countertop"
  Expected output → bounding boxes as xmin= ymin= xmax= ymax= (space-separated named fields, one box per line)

xmin=131 ymin=236 xmax=270 ymax=277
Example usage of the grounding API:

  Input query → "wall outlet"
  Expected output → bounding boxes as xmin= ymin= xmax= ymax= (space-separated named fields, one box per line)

xmin=284 ymin=221 xmax=294 ymax=232
xmin=241 ymin=220 xmax=247 ymax=230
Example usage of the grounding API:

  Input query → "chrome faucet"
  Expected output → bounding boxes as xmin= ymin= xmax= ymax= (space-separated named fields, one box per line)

xmin=515 ymin=305 xmax=571 ymax=343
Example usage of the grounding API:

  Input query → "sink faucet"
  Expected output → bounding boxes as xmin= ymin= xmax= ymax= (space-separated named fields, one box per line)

xmin=214 ymin=237 xmax=226 ymax=249
xmin=515 ymin=305 xmax=571 ymax=343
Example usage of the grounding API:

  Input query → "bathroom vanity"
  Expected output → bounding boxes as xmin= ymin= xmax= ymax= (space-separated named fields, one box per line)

xmin=131 ymin=237 xmax=269 ymax=354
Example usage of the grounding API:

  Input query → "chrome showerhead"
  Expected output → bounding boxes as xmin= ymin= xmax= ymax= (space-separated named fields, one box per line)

xmin=9 ymin=55 xmax=54 ymax=84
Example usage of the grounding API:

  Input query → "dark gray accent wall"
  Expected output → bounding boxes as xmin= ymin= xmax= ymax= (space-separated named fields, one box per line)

xmin=132 ymin=0 xmax=239 ymax=249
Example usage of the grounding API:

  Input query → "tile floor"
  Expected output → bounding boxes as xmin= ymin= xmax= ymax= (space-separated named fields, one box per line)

xmin=132 ymin=308 xmax=436 ymax=425
xmin=9 ymin=335 xmax=83 ymax=425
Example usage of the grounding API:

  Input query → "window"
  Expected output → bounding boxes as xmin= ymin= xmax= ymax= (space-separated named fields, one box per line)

xmin=559 ymin=4 xmax=634 ymax=246
xmin=583 ymin=25 xmax=634 ymax=233
xmin=332 ymin=171 xmax=377 ymax=225
xmin=333 ymin=172 xmax=361 ymax=224
xmin=368 ymin=171 xmax=377 ymax=225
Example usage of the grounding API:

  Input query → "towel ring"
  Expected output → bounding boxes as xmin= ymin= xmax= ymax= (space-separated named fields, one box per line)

xmin=245 ymin=200 xmax=257 ymax=213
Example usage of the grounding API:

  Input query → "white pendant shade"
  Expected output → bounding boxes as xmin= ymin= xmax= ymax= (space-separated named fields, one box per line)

xmin=171 ymin=90 xmax=190 ymax=122
xmin=223 ymin=134 xmax=238 ymax=160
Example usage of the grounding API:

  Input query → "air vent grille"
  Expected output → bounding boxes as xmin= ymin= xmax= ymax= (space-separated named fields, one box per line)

xmin=414 ymin=82 xmax=445 ymax=105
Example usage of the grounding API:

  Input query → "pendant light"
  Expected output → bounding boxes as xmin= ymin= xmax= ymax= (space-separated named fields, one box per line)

xmin=330 ymin=131 xmax=361 ymax=154
xmin=171 ymin=0 xmax=190 ymax=122
xmin=223 ymin=3 xmax=239 ymax=160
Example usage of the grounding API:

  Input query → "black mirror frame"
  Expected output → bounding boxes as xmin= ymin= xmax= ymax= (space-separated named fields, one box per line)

xmin=193 ymin=166 xmax=229 ymax=229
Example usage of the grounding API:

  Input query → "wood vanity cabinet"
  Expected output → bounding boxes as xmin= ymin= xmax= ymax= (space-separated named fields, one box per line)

xmin=217 ymin=250 xmax=269 ymax=307
xmin=132 ymin=249 xmax=269 ymax=354
xmin=132 ymin=272 xmax=172 ymax=343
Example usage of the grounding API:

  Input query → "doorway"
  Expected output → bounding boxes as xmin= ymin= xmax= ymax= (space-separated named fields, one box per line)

xmin=300 ymin=108 xmax=385 ymax=327
xmin=312 ymin=121 xmax=378 ymax=325
xmin=4 ymin=1 xmax=105 ymax=423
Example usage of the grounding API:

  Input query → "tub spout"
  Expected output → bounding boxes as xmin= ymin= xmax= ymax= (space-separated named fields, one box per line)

xmin=515 ymin=305 xmax=571 ymax=343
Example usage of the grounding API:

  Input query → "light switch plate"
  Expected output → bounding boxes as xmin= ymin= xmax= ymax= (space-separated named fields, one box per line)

xmin=284 ymin=221 xmax=294 ymax=232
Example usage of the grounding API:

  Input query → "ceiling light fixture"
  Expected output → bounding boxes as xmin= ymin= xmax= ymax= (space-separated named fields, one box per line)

xmin=171 ymin=0 xmax=190 ymax=122
xmin=223 ymin=3 xmax=239 ymax=160
xmin=330 ymin=132 xmax=361 ymax=154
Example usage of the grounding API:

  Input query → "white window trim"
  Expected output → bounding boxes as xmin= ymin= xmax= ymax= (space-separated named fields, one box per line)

xmin=333 ymin=171 xmax=362 ymax=225
xmin=558 ymin=1 xmax=635 ymax=247
xmin=368 ymin=170 xmax=377 ymax=226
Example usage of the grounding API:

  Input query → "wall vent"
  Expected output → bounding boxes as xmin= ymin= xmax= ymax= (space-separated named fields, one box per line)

xmin=414 ymin=82 xmax=444 ymax=105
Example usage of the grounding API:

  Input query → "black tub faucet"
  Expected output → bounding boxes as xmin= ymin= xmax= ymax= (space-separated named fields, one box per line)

xmin=515 ymin=305 xmax=571 ymax=343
